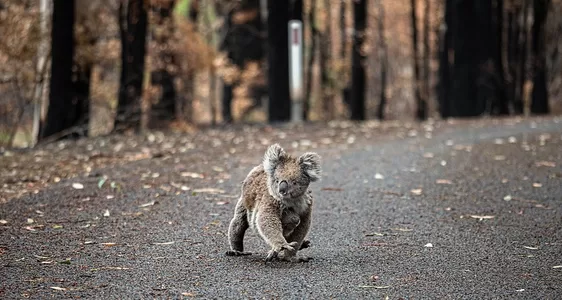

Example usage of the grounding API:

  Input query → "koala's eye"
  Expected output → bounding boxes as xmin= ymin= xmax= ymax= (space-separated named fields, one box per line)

xmin=291 ymin=180 xmax=297 ymax=185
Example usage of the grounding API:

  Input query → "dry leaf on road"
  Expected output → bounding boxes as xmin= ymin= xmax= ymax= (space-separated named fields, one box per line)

xmin=535 ymin=161 xmax=556 ymax=167
xmin=411 ymin=189 xmax=423 ymax=195
xmin=423 ymin=152 xmax=434 ymax=158
xmin=193 ymin=188 xmax=225 ymax=194
xmin=152 ymin=241 xmax=175 ymax=245
xmin=523 ymin=246 xmax=539 ymax=250
xmin=139 ymin=201 xmax=156 ymax=208
xmin=181 ymin=172 xmax=205 ymax=178
xmin=470 ymin=215 xmax=495 ymax=221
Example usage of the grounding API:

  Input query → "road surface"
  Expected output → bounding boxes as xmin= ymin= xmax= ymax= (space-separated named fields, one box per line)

xmin=1 ymin=117 xmax=561 ymax=299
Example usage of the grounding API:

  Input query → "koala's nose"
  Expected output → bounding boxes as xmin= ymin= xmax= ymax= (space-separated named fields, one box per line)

xmin=279 ymin=180 xmax=288 ymax=195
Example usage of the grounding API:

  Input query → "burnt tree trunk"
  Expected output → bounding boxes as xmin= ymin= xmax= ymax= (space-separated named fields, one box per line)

xmin=450 ymin=0 xmax=500 ymax=117
xmin=411 ymin=0 xmax=425 ymax=120
xmin=530 ymin=0 xmax=550 ymax=114
xmin=506 ymin=1 xmax=527 ymax=114
xmin=350 ymin=0 xmax=366 ymax=120
xmin=73 ymin=62 xmax=92 ymax=134
xmin=438 ymin=0 xmax=453 ymax=118
xmin=183 ymin=0 xmax=198 ymax=123
xmin=493 ymin=0 xmax=509 ymax=115
xmin=115 ymin=0 xmax=148 ymax=132
xmin=320 ymin=0 xmax=334 ymax=120
xmin=422 ymin=0 xmax=430 ymax=117
xmin=451 ymin=0 xmax=479 ymax=116
xmin=516 ymin=1 xmax=530 ymax=114
xmin=221 ymin=0 xmax=264 ymax=123
xmin=376 ymin=0 xmax=387 ymax=120
xmin=267 ymin=0 xmax=291 ymax=121
xmin=506 ymin=3 xmax=517 ymax=112
xmin=476 ymin=0 xmax=507 ymax=116
xmin=340 ymin=0 xmax=350 ymax=108
xmin=151 ymin=0 xmax=178 ymax=121
xmin=40 ymin=0 xmax=85 ymax=140
xmin=220 ymin=6 xmax=235 ymax=123
xmin=305 ymin=0 xmax=317 ymax=120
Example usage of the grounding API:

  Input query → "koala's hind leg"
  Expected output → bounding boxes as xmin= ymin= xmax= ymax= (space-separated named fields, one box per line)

xmin=281 ymin=211 xmax=312 ymax=262
xmin=225 ymin=199 xmax=251 ymax=256
xmin=281 ymin=211 xmax=301 ymax=237
xmin=281 ymin=212 xmax=311 ymax=250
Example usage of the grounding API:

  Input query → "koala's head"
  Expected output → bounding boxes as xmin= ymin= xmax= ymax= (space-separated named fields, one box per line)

xmin=262 ymin=144 xmax=321 ymax=200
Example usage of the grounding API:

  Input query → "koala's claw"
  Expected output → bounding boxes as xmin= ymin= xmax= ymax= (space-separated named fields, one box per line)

xmin=265 ymin=249 xmax=278 ymax=262
xmin=265 ymin=242 xmax=298 ymax=262
xmin=283 ymin=241 xmax=299 ymax=252
xmin=225 ymin=250 xmax=252 ymax=257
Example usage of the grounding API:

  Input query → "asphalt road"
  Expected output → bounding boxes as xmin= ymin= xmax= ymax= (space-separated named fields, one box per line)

xmin=1 ymin=118 xmax=561 ymax=299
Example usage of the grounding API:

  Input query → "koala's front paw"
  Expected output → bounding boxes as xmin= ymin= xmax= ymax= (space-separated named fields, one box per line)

xmin=225 ymin=250 xmax=252 ymax=257
xmin=265 ymin=242 xmax=298 ymax=262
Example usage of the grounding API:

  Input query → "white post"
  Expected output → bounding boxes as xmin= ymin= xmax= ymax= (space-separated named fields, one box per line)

xmin=289 ymin=20 xmax=304 ymax=122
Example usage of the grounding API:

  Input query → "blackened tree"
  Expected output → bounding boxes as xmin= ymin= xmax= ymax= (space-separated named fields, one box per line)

xmin=115 ymin=0 xmax=148 ymax=132
xmin=221 ymin=0 xmax=264 ymax=123
xmin=340 ymin=0 xmax=350 ymax=108
xmin=305 ymin=0 xmax=317 ymax=120
xmin=181 ymin=0 xmax=199 ymax=123
xmin=151 ymin=0 xmax=178 ymax=121
xmin=376 ymin=0 xmax=388 ymax=120
xmin=449 ymin=0 xmax=504 ymax=117
xmin=320 ymin=0 xmax=334 ymax=120
xmin=350 ymin=0 xmax=366 ymax=120
xmin=411 ymin=0 xmax=425 ymax=120
xmin=491 ymin=0 xmax=509 ymax=115
xmin=506 ymin=0 xmax=530 ymax=114
xmin=422 ymin=0 xmax=431 ymax=117
xmin=40 ymin=0 xmax=86 ymax=141
xmin=438 ymin=0 xmax=453 ymax=118
xmin=267 ymin=0 xmax=291 ymax=121
xmin=530 ymin=0 xmax=550 ymax=114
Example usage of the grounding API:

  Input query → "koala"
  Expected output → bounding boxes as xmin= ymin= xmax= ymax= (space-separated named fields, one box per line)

xmin=225 ymin=144 xmax=321 ymax=262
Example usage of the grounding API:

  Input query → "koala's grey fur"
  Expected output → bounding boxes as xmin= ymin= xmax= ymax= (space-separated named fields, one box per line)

xmin=225 ymin=144 xmax=321 ymax=262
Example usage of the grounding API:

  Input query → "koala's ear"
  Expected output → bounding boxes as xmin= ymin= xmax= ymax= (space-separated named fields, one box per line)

xmin=263 ymin=144 xmax=286 ymax=175
xmin=298 ymin=152 xmax=321 ymax=182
